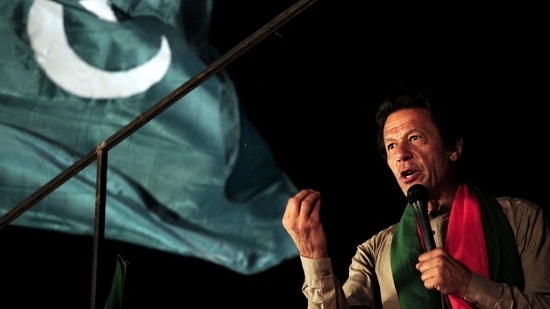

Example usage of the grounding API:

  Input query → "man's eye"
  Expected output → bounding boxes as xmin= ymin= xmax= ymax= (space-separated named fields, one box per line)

xmin=387 ymin=143 xmax=395 ymax=150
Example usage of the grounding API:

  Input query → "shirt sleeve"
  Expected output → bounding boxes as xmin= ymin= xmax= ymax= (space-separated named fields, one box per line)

xmin=300 ymin=256 xmax=348 ymax=309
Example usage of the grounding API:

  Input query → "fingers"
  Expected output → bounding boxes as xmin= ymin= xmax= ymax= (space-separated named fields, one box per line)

xmin=417 ymin=248 xmax=445 ymax=263
xmin=416 ymin=248 xmax=445 ymax=286
xmin=416 ymin=249 xmax=471 ymax=296
xmin=282 ymin=189 xmax=327 ymax=258
xmin=299 ymin=189 xmax=321 ymax=220
xmin=284 ymin=189 xmax=320 ymax=220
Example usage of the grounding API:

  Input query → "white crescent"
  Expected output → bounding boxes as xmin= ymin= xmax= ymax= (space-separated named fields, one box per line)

xmin=27 ymin=0 xmax=171 ymax=99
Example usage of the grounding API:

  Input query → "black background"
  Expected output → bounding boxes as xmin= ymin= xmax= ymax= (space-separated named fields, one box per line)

xmin=2 ymin=1 xmax=547 ymax=308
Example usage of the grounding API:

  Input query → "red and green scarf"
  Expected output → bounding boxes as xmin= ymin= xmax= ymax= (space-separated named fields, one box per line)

xmin=390 ymin=183 xmax=524 ymax=308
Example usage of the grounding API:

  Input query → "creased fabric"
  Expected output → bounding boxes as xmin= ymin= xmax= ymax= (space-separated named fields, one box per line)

xmin=0 ymin=0 xmax=298 ymax=275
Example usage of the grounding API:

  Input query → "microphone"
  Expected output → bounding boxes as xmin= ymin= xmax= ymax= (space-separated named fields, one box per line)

xmin=407 ymin=184 xmax=435 ymax=251
xmin=408 ymin=184 xmax=449 ymax=307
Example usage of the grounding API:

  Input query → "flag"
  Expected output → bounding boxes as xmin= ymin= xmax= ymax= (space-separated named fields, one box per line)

xmin=0 ymin=0 xmax=299 ymax=275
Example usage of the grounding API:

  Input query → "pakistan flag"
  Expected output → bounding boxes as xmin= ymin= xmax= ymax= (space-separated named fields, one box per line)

xmin=0 ymin=0 xmax=298 ymax=275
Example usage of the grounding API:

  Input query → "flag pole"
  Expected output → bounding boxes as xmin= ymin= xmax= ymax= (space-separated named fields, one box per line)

xmin=0 ymin=0 xmax=317 ymax=228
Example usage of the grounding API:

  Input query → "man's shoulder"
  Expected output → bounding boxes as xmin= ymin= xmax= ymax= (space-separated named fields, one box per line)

xmin=495 ymin=195 xmax=547 ymax=224
xmin=357 ymin=223 xmax=398 ymax=258
xmin=366 ymin=223 xmax=399 ymax=243
xmin=496 ymin=195 xmax=542 ymax=212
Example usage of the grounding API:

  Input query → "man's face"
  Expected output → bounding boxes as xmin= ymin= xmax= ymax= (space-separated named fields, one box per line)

xmin=382 ymin=107 xmax=457 ymax=196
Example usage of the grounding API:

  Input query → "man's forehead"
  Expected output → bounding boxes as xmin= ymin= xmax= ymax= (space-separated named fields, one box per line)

xmin=384 ymin=108 xmax=433 ymax=134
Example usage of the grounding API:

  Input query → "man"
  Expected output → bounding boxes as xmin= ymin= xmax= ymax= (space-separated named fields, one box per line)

xmin=282 ymin=85 xmax=550 ymax=308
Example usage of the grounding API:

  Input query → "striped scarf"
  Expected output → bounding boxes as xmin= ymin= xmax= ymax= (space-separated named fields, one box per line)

xmin=390 ymin=183 xmax=523 ymax=308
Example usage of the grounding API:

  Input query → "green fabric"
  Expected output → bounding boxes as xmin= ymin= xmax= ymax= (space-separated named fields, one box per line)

xmin=390 ymin=184 xmax=524 ymax=308
xmin=391 ymin=202 xmax=443 ymax=309
xmin=103 ymin=255 xmax=128 ymax=309
xmin=0 ymin=0 xmax=298 ymax=276
xmin=470 ymin=186 xmax=524 ymax=288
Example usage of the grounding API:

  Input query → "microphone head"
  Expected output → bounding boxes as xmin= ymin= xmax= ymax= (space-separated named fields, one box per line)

xmin=407 ymin=184 xmax=429 ymax=204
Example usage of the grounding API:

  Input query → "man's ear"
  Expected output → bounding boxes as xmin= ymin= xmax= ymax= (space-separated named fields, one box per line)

xmin=450 ymin=138 xmax=463 ymax=161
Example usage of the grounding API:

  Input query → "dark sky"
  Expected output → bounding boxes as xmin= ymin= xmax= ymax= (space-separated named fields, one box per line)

xmin=3 ymin=1 xmax=546 ymax=308
xmin=209 ymin=0 xmax=546 ymax=214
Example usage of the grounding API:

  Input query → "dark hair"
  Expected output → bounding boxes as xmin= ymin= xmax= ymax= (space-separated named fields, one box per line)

xmin=375 ymin=83 xmax=464 ymax=161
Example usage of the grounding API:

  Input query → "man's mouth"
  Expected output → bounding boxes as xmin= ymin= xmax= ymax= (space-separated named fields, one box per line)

xmin=400 ymin=169 xmax=420 ymax=184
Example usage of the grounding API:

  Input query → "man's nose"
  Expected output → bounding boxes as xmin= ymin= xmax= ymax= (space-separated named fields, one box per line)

xmin=395 ymin=143 xmax=412 ymax=162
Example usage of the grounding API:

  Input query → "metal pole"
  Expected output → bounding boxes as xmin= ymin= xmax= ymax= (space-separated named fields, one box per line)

xmin=0 ymin=0 xmax=317 ymax=229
